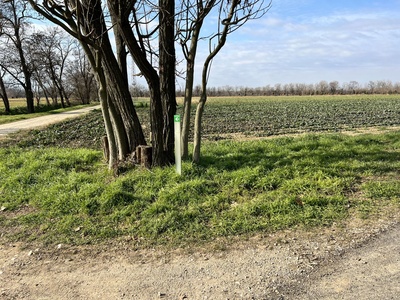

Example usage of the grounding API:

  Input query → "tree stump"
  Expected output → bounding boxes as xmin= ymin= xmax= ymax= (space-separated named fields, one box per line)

xmin=102 ymin=136 xmax=110 ymax=162
xmin=136 ymin=145 xmax=152 ymax=168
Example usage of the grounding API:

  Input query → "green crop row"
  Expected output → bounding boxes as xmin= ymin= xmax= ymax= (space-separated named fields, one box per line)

xmin=2 ymin=95 xmax=400 ymax=150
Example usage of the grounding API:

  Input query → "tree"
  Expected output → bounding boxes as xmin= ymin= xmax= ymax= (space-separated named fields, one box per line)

xmin=0 ymin=67 xmax=10 ymax=113
xmin=107 ymin=0 xmax=177 ymax=166
xmin=28 ymin=0 xmax=147 ymax=169
xmin=66 ymin=45 xmax=96 ymax=104
xmin=177 ymin=0 xmax=218 ymax=159
xmin=192 ymin=0 xmax=271 ymax=163
xmin=315 ymin=80 xmax=329 ymax=95
xmin=0 ymin=0 xmax=35 ymax=113
xmin=28 ymin=0 xmax=179 ymax=168
xmin=28 ymin=28 xmax=74 ymax=107
xmin=176 ymin=0 xmax=270 ymax=161
xmin=348 ymin=81 xmax=360 ymax=94
xmin=329 ymin=81 xmax=339 ymax=95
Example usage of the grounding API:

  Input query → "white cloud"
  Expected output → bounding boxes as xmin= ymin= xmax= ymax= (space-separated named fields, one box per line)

xmin=192 ymin=1 xmax=400 ymax=87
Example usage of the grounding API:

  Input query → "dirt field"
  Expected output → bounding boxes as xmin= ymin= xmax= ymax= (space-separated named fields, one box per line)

xmin=0 ymin=214 xmax=398 ymax=300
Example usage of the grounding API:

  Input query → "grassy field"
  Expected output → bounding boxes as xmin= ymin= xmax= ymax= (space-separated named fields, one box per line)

xmin=0 ymin=95 xmax=399 ymax=247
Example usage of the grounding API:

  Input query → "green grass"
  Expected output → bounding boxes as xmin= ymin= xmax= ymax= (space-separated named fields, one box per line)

xmin=1 ymin=132 xmax=399 ymax=247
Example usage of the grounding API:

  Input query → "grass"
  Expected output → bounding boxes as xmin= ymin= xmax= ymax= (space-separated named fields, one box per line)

xmin=1 ymin=132 xmax=399 ymax=247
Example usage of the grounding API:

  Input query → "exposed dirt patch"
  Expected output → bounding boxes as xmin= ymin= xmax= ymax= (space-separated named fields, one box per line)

xmin=0 ymin=105 xmax=101 ymax=140
xmin=1 ymin=211 xmax=399 ymax=299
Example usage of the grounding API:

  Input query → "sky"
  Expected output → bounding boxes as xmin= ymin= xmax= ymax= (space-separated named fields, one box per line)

xmin=188 ymin=0 xmax=400 ymax=88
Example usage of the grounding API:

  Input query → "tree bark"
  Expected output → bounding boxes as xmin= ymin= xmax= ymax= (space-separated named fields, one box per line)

xmin=113 ymin=26 xmax=129 ymax=87
xmin=110 ymin=2 xmax=168 ymax=167
xmin=192 ymin=94 xmax=206 ymax=163
xmin=90 ymin=0 xmax=145 ymax=156
xmin=0 ymin=74 xmax=10 ymax=114
xmin=159 ymin=0 xmax=177 ymax=164
xmin=181 ymin=25 xmax=201 ymax=160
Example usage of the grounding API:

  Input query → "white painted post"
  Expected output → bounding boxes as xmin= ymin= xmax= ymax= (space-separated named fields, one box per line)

xmin=174 ymin=115 xmax=182 ymax=175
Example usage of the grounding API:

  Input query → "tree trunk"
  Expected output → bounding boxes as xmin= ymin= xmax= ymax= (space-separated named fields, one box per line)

xmin=95 ymin=12 xmax=145 ymax=157
xmin=181 ymin=24 xmax=201 ymax=160
xmin=192 ymin=94 xmax=206 ymax=163
xmin=149 ymin=81 xmax=167 ymax=167
xmin=99 ymin=84 xmax=118 ymax=169
xmin=113 ymin=26 xmax=129 ymax=88
xmin=92 ymin=49 xmax=119 ymax=168
xmin=181 ymin=58 xmax=194 ymax=160
xmin=0 ymin=75 xmax=11 ymax=114
xmin=16 ymin=39 xmax=34 ymax=113
xmin=113 ymin=8 xmax=167 ymax=167
xmin=192 ymin=1 xmax=235 ymax=163
xmin=159 ymin=0 xmax=177 ymax=164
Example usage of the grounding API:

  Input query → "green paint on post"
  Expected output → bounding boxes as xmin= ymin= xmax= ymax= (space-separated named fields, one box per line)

xmin=174 ymin=115 xmax=180 ymax=123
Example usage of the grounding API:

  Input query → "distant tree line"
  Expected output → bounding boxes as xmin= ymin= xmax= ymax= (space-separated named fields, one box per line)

xmin=129 ymin=80 xmax=400 ymax=99
xmin=174 ymin=80 xmax=400 ymax=98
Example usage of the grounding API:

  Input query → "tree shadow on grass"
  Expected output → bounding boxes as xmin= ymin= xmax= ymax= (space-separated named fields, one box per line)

xmin=197 ymin=133 xmax=400 ymax=176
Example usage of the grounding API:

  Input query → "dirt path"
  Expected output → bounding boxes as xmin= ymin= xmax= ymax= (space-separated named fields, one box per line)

xmin=0 ymin=105 xmax=101 ymax=138
xmin=1 ymin=217 xmax=398 ymax=299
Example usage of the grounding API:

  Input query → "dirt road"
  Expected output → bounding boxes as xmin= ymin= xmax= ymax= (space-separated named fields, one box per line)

xmin=0 ymin=217 xmax=398 ymax=300
xmin=0 ymin=105 xmax=100 ymax=138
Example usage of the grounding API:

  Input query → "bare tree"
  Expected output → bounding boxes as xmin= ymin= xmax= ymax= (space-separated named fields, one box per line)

xmin=66 ymin=45 xmax=96 ymax=104
xmin=0 ymin=67 xmax=11 ymax=113
xmin=28 ymin=0 xmax=147 ymax=169
xmin=28 ymin=28 xmax=74 ymax=107
xmin=177 ymin=0 xmax=218 ymax=159
xmin=0 ymin=0 xmax=35 ymax=113
xmin=192 ymin=0 xmax=271 ymax=163
xmin=315 ymin=80 xmax=329 ymax=95
xmin=107 ymin=0 xmax=178 ymax=166
xmin=329 ymin=81 xmax=339 ymax=95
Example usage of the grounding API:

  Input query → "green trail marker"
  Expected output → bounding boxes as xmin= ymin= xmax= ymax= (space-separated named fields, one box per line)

xmin=174 ymin=114 xmax=181 ymax=175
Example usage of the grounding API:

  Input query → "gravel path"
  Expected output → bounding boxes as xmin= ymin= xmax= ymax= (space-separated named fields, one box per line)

xmin=0 ymin=218 xmax=398 ymax=299
xmin=0 ymin=105 xmax=100 ymax=138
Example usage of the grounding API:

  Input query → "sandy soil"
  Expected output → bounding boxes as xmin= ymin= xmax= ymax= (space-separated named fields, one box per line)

xmin=0 ymin=105 xmax=101 ymax=138
xmin=1 ymin=215 xmax=399 ymax=300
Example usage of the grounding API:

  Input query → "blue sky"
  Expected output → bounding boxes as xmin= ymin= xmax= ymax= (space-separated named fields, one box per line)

xmin=189 ymin=0 xmax=400 ymax=88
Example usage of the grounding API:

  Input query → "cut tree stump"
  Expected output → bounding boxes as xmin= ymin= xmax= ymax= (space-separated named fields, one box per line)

xmin=136 ymin=145 xmax=152 ymax=168
xmin=102 ymin=136 xmax=109 ymax=162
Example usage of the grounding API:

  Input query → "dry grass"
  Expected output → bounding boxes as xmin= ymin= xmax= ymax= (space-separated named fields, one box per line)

xmin=0 ymin=98 xmax=27 ymax=109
